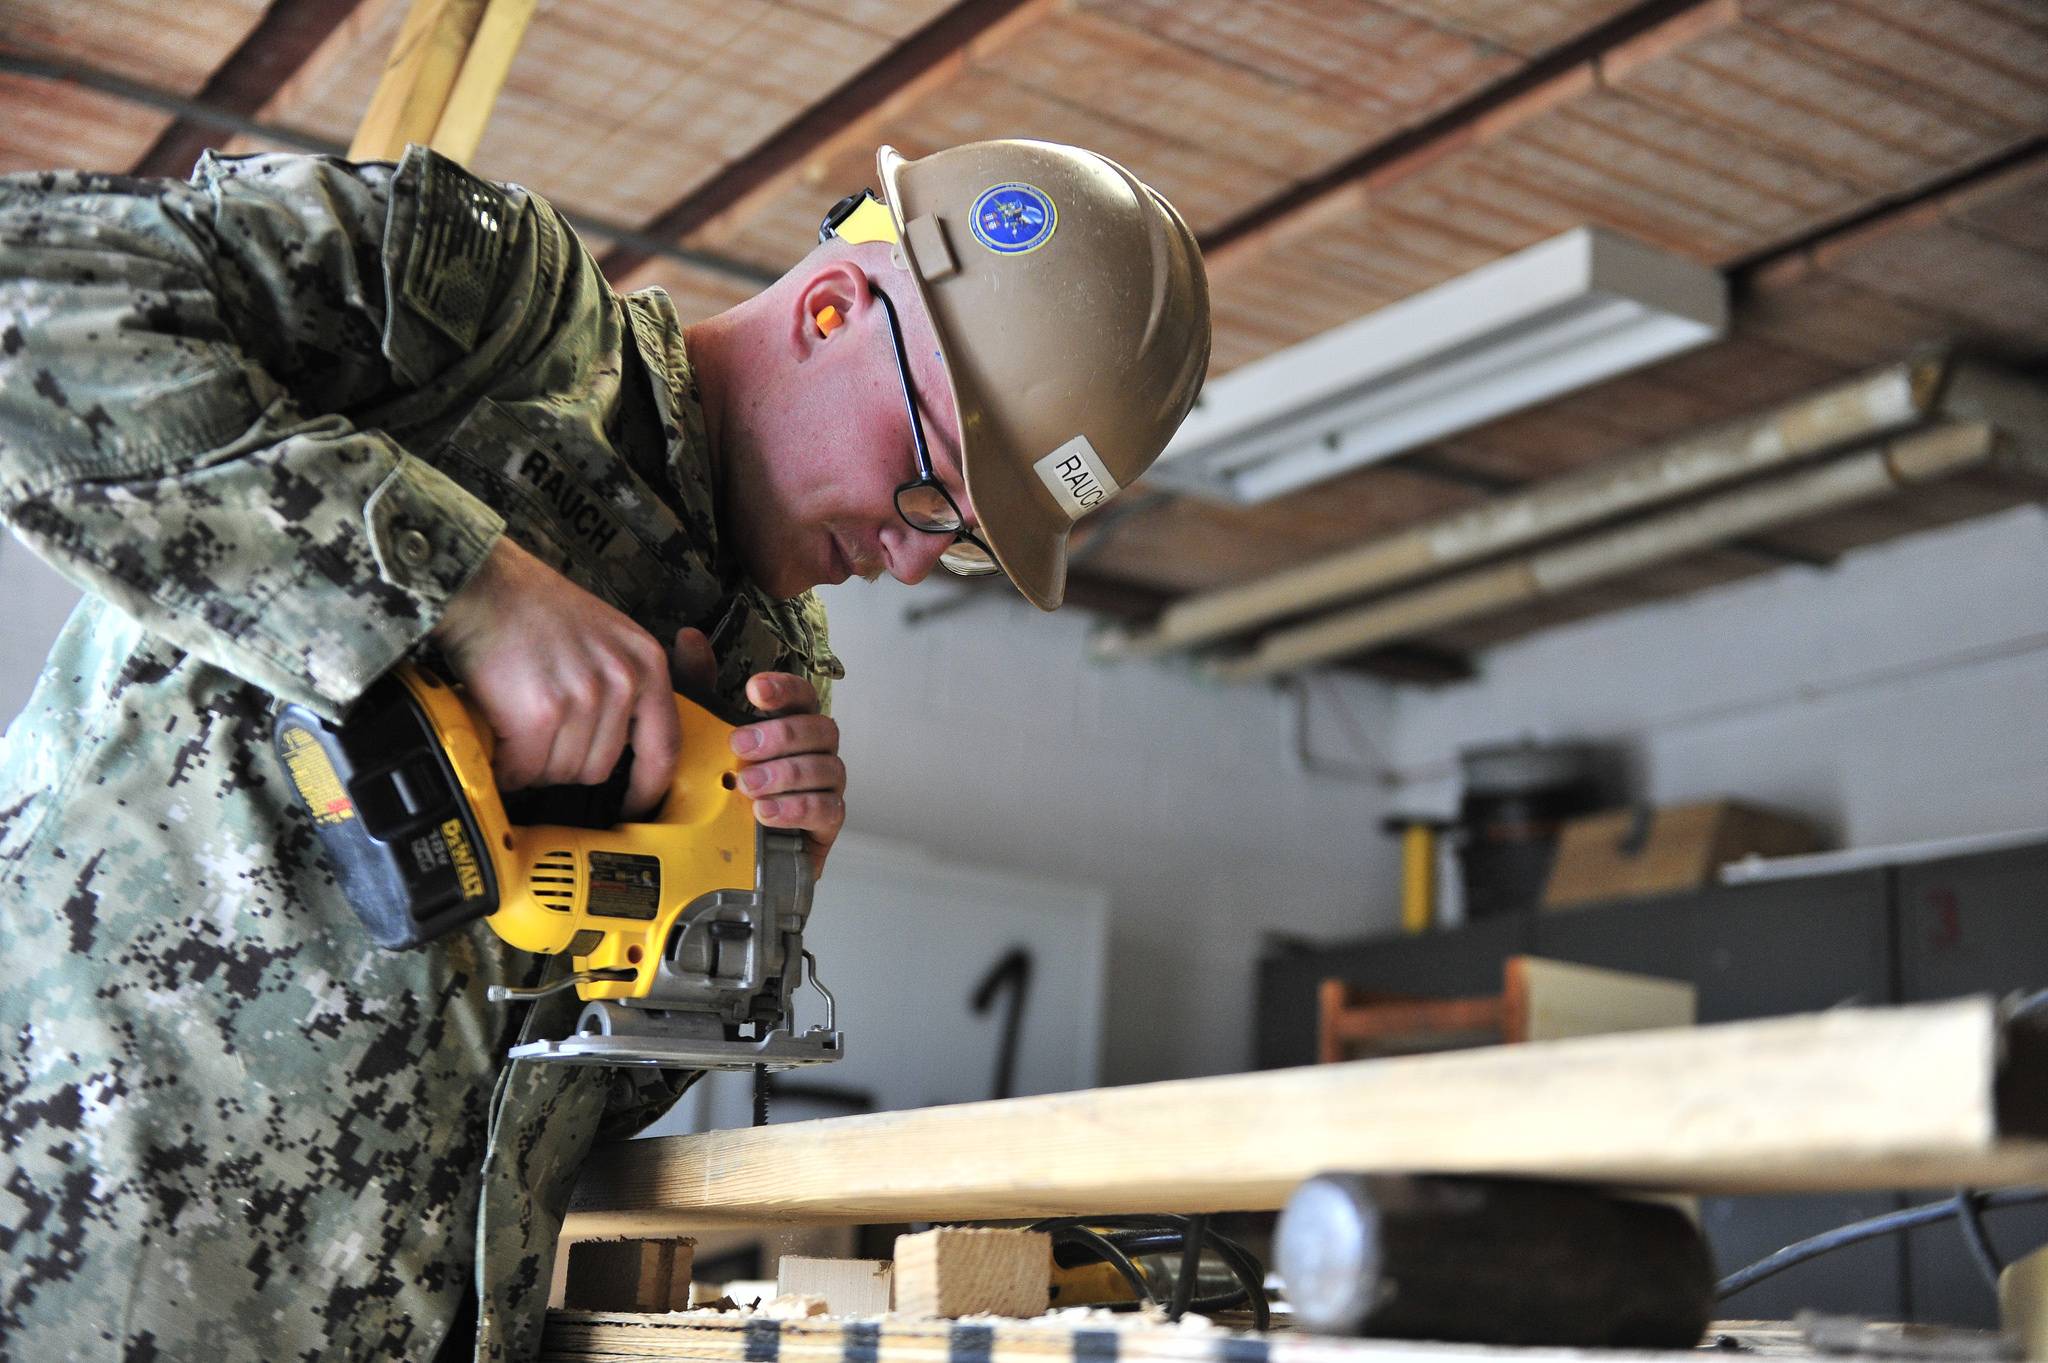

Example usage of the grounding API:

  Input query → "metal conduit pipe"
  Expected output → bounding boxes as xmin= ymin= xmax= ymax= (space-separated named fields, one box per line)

xmin=1205 ymin=421 xmax=2001 ymax=683
xmin=1095 ymin=359 xmax=1946 ymax=661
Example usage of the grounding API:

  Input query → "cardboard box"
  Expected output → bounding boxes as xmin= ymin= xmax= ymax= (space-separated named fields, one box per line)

xmin=1543 ymin=800 xmax=1823 ymax=911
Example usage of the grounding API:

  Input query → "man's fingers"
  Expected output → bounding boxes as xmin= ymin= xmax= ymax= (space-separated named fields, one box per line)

xmin=491 ymin=685 xmax=581 ymax=791
xmin=623 ymin=677 xmax=682 ymax=818
xmin=491 ymin=723 xmax=552 ymax=792
xmin=538 ymin=710 xmax=595 ymax=789
xmin=731 ymin=712 xmax=838 ymax=762
xmin=737 ymin=753 xmax=845 ymax=799
xmin=578 ymin=662 xmax=637 ymax=787
xmin=673 ymin=627 xmax=717 ymax=700
xmin=745 ymin=671 xmax=818 ymax=716
xmin=750 ymin=789 xmax=844 ymax=833
xmin=751 ymin=792 xmax=844 ymax=879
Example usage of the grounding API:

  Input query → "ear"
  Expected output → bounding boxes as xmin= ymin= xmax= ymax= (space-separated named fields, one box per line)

xmin=791 ymin=259 xmax=872 ymax=359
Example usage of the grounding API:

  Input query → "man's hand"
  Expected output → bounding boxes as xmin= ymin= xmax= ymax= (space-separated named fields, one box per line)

xmin=731 ymin=669 xmax=845 ymax=878
xmin=432 ymin=537 xmax=682 ymax=817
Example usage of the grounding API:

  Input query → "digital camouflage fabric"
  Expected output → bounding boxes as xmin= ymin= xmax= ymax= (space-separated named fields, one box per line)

xmin=0 ymin=147 xmax=837 ymax=1361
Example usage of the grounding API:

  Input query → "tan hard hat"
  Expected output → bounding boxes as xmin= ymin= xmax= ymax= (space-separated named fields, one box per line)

xmin=874 ymin=140 xmax=1210 ymax=610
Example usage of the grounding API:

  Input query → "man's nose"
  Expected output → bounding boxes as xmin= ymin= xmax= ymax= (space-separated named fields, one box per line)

xmin=885 ymin=527 xmax=951 ymax=586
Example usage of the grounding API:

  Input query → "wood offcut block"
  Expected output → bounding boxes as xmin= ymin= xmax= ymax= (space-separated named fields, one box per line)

xmin=2004 ymin=1244 xmax=2048 ymax=1361
xmin=777 ymin=1256 xmax=894 ymax=1315
xmin=893 ymin=1228 xmax=1050 ymax=1319
xmin=562 ymin=1236 xmax=694 ymax=1313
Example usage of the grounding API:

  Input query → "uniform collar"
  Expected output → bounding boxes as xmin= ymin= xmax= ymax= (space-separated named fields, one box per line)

xmin=617 ymin=289 xmax=737 ymax=580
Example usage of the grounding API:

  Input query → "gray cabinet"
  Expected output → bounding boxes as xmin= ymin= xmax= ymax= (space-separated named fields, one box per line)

xmin=1254 ymin=842 xmax=2048 ymax=1325
xmin=1895 ymin=845 xmax=2048 ymax=1327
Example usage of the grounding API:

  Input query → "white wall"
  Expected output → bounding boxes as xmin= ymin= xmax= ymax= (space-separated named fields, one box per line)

xmin=1375 ymin=505 xmax=2048 ymax=849
xmin=0 ymin=533 xmax=80 ymax=721
xmin=811 ymin=577 xmax=1401 ymax=1085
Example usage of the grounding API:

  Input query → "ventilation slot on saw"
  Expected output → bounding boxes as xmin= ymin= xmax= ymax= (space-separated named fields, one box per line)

xmin=530 ymin=851 xmax=576 ymax=911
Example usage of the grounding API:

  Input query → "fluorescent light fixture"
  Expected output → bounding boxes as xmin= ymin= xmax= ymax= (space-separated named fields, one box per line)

xmin=1153 ymin=227 xmax=1727 ymax=505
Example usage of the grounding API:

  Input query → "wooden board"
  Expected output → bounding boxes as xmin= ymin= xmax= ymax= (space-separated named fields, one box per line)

xmin=778 ymin=1257 xmax=894 ymax=1317
xmin=563 ymin=1236 xmax=694 ymax=1313
xmin=894 ymin=1229 xmax=1050 ymax=1319
xmin=569 ymin=998 xmax=2048 ymax=1232
xmin=539 ymin=1309 xmax=1899 ymax=1363
xmin=2003 ymin=1244 xmax=2048 ymax=1362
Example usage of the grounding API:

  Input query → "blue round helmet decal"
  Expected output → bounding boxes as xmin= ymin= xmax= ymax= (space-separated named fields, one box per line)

xmin=969 ymin=182 xmax=1057 ymax=255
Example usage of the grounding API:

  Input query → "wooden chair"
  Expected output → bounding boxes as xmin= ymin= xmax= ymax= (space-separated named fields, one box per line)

xmin=1318 ymin=955 xmax=1695 ymax=1064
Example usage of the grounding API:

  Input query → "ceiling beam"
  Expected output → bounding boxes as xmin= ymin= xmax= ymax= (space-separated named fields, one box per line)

xmin=597 ymin=0 xmax=1056 ymax=281
xmin=130 ymin=0 xmax=374 ymax=179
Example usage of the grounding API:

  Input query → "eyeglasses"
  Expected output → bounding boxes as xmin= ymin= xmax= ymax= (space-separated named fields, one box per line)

xmin=867 ymin=282 xmax=999 ymax=578
xmin=822 ymin=192 xmax=1000 ymax=579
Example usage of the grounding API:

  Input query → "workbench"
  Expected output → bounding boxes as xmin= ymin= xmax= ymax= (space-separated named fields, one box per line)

xmin=538 ymin=1310 xmax=1996 ymax=1363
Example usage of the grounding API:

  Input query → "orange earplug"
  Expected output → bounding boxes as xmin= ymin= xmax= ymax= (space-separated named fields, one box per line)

xmin=814 ymin=304 xmax=844 ymax=337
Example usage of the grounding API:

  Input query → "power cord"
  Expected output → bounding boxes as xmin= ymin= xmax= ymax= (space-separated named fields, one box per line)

xmin=1027 ymin=1214 xmax=1270 ymax=1329
xmin=1716 ymin=1186 xmax=2047 ymax=1300
xmin=1954 ymin=1188 xmax=2008 ymax=1287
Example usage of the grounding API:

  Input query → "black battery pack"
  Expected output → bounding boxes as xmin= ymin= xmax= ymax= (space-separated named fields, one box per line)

xmin=273 ymin=676 xmax=498 ymax=949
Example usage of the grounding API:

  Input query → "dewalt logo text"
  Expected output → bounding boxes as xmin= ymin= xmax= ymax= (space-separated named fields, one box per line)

xmin=441 ymin=819 xmax=485 ymax=900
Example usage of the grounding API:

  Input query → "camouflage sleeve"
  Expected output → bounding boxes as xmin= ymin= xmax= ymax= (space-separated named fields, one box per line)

xmin=0 ymin=152 xmax=530 ymax=718
xmin=791 ymin=590 xmax=837 ymax=715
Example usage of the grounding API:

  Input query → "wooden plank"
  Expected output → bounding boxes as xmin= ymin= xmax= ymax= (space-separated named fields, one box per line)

xmin=1813 ymin=207 xmax=2048 ymax=350
xmin=1941 ymin=154 xmax=2048 ymax=258
xmin=1745 ymin=0 xmax=2048 ymax=134
xmin=776 ymin=1257 xmax=894 ymax=1316
xmin=426 ymin=0 xmax=537 ymax=163
xmin=596 ymin=0 xmax=1059 ymax=278
xmin=1601 ymin=10 xmax=2024 ymax=193
xmin=0 ymin=73 xmax=174 ymax=175
xmin=995 ymin=8 xmax=1367 ymax=180
xmin=1531 ymin=91 xmax=1866 ymax=234
xmin=1462 ymin=138 xmax=1757 ymax=258
xmin=132 ymin=0 xmax=374 ymax=178
xmin=541 ymin=1306 xmax=1903 ymax=1363
xmin=346 ymin=0 xmax=489 ymax=161
xmin=1077 ymin=0 xmax=1524 ymax=103
xmin=893 ymin=1229 xmax=1050 ymax=1319
xmin=2003 ymin=1244 xmax=2048 ymax=1362
xmin=563 ymin=1236 xmax=695 ymax=1313
xmin=677 ymin=54 xmax=1290 ymax=268
xmin=1375 ymin=0 xmax=1649 ymax=58
xmin=1737 ymin=252 xmax=1976 ymax=368
xmin=569 ymin=998 xmax=2048 ymax=1231
xmin=0 ymin=0 xmax=270 ymax=92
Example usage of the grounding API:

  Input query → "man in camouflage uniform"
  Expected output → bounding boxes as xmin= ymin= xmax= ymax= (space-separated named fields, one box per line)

xmin=0 ymin=138 xmax=1208 ymax=1362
